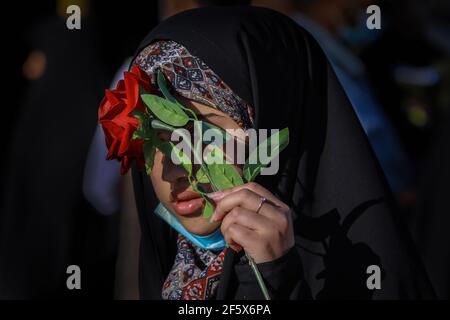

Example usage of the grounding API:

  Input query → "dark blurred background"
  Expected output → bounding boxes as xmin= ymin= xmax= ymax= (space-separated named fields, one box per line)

xmin=0 ymin=0 xmax=449 ymax=299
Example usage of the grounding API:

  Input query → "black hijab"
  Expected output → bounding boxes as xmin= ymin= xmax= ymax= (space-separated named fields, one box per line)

xmin=131 ymin=6 xmax=435 ymax=299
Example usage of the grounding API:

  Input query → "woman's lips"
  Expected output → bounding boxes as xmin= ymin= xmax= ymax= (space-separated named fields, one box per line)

xmin=171 ymin=190 xmax=204 ymax=216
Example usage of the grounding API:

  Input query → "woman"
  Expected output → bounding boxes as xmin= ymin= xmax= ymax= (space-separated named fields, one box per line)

xmin=109 ymin=6 xmax=434 ymax=299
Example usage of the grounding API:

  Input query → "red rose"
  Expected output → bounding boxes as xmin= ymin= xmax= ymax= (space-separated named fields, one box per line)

xmin=98 ymin=64 xmax=156 ymax=175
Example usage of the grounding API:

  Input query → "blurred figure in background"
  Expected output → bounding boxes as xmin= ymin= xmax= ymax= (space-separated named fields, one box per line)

xmin=254 ymin=0 xmax=413 ymax=200
xmin=361 ymin=0 xmax=446 ymax=163
xmin=0 ymin=1 xmax=117 ymax=298
xmin=0 ymin=0 xmax=159 ymax=298
xmin=360 ymin=0 xmax=450 ymax=299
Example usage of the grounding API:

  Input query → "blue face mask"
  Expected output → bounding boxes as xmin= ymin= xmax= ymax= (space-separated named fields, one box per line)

xmin=154 ymin=202 xmax=227 ymax=251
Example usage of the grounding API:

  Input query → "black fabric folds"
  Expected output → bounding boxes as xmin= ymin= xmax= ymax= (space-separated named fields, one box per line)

xmin=131 ymin=6 xmax=435 ymax=299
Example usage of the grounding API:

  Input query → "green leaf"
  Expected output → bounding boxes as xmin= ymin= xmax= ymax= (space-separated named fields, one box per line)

xmin=157 ymin=141 xmax=192 ymax=176
xmin=131 ymin=109 xmax=146 ymax=123
xmin=208 ymin=162 xmax=244 ymax=190
xmin=132 ymin=129 xmax=141 ymax=140
xmin=176 ymin=148 xmax=192 ymax=176
xmin=202 ymin=198 xmax=214 ymax=219
xmin=143 ymin=141 xmax=156 ymax=175
xmin=157 ymin=71 xmax=177 ymax=103
xmin=203 ymin=146 xmax=244 ymax=189
xmin=204 ymin=145 xmax=225 ymax=165
xmin=195 ymin=167 xmax=210 ymax=184
xmin=150 ymin=119 xmax=175 ymax=132
xmin=243 ymin=127 xmax=289 ymax=182
xmin=141 ymin=94 xmax=189 ymax=127
xmin=157 ymin=71 xmax=198 ymax=121
xmin=133 ymin=113 xmax=155 ymax=141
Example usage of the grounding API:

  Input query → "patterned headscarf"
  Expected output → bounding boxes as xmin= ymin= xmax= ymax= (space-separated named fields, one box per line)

xmin=134 ymin=40 xmax=254 ymax=129
xmin=134 ymin=40 xmax=253 ymax=300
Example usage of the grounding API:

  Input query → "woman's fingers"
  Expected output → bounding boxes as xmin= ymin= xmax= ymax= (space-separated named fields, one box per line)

xmin=206 ymin=182 xmax=295 ymax=263
xmin=209 ymin=182 xmax=284 ymax=207
xmin=205 ymin=182 xmax=294 ymax=262
xmin=210 ymin=187 xmax=285 ymax=223
xmin=220 ymin=206 xmax=273 ymax=236
xmin=221 ymin=223 xmax=259 ymax=253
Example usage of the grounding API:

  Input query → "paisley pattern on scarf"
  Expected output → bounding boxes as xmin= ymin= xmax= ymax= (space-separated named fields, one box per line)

xmin=162 ymin=234 xmax=228 ymax=300
xmin=134 ymin=40 xmax=254 ymax=129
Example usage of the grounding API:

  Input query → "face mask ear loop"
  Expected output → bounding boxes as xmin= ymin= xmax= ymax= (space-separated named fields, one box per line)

xmin=154 ymin=202 xmax=227 ymax=251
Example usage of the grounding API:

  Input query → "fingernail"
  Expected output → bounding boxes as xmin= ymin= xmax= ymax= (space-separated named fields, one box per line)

xmin=206 ymin=191 xmax=224 ymax=201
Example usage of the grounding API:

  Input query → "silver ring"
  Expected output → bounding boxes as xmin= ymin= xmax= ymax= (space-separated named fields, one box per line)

xmin=256 ymin=197 xmax=267 ymax=214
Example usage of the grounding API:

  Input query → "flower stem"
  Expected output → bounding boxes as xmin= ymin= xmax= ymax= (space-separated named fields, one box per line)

xmin=245 ymin=252 xmax=271 ymax=300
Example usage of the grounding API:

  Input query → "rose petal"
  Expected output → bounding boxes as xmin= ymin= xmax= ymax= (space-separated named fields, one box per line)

xmin=98 ymin=64 xmax=156 ymax=174
xmin=124 ymin=72 xmax=139 ymax=113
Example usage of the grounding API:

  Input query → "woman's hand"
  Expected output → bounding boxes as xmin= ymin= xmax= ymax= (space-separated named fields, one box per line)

xmin=208 ymin=182 xmax=295 ymax=264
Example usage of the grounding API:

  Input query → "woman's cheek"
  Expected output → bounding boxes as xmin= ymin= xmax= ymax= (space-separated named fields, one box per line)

xmin=149 ymin=152 xmax=171 ymax=204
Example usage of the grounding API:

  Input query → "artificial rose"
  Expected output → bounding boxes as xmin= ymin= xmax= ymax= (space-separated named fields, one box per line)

xmin=98 ymin=64 xmax=156 ymax=174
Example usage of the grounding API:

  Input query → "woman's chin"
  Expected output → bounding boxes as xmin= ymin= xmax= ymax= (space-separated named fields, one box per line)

xmin=161 ymin=202 xmax=221 ymax=235
xmin=178 ymin=215 xmax=221 ymax=236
